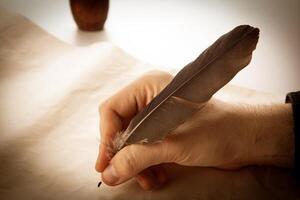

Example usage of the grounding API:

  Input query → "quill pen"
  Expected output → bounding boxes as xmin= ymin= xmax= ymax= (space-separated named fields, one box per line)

xmin=111 ymin=25 xmax=259 ymax=155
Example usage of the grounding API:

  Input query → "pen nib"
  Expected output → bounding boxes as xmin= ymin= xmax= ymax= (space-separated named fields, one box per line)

xmin=98 ymin=181 xmax=102 ymax=187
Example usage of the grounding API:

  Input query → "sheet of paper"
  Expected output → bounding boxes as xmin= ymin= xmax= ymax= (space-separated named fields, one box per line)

xmin=0 ymin=7 xmax=298 ymax=199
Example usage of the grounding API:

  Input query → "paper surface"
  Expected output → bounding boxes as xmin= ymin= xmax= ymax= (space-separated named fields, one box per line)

xmin=0 ymin=7 xmax=299 ymax=199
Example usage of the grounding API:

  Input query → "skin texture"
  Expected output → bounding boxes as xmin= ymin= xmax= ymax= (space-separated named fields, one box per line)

xmin=95 ymin=70 xmax=294 ymax=190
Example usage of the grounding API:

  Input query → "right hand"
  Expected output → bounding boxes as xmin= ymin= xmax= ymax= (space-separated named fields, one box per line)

xmin=95 ymin=70 xmax=174 ymax=190
xmin=96 ymin=70 xmax=294 ymax=190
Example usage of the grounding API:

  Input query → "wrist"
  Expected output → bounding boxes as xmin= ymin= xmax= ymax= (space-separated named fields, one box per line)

xmin=238 ymin=103 xmax=294 ymax=168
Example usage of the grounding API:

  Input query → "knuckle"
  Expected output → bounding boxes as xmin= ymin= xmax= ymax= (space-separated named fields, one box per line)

xmin=163 ymin=145 xmax=175 ymax=162
xmin=161 ymin=139 xmax=177 ymax=162
xmin=119 ymin=145 xmax=138 ymax=175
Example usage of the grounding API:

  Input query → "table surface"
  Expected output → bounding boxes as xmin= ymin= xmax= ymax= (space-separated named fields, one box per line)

xmin=0 ymin=0 xmax=299 ymax=96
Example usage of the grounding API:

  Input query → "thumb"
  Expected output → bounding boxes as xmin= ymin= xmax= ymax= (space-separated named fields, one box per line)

xmin=101 ymin=142 xmax=172 ymax=185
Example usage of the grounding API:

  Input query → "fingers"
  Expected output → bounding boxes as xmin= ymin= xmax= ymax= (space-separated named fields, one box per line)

xmin=96 ymin=85 xmax=145 ymax=172
xmin=150 ymin=165 xmax=168 ymax=185
xmin=96 ymin=84 xmax=145 ymax=172
xmin=96 ymin=71 xmax=174 ymax=177
xmin=135 ymin=165 xmax=168 ymax=190
xmin=135 ymin=168 xmax=156 ymax=190
xmin=101 ymin=142 xmax=172 ymax=186
xmin=96 ymin=106 xmax=123 ymax=172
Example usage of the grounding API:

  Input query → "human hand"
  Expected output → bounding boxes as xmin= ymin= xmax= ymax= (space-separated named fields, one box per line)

xmin=96 ymin=70 xmax=294 ymax=190
xmin=95 ymin=70 xmax=174 ymax=190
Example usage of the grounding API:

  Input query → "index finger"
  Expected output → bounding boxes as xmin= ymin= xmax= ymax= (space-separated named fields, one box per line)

xmin=95 ymin=106 xmax=123 ymax=172
xmin=96 ymin=84 xmax=145 ymax=172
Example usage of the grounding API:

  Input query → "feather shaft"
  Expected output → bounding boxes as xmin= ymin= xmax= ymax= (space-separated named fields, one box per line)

xmin=112 ymin=25 xmax=260 ymax=154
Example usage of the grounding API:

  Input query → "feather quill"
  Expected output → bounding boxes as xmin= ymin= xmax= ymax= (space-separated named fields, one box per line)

xmin=111 ymin=25 xmax=260 ymax=155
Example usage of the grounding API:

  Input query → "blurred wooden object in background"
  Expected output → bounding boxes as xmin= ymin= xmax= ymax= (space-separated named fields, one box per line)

xmin=70 ymin=0 xmax=108 ymax=31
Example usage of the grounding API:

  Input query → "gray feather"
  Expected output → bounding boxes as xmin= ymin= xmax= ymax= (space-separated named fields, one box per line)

xmin=112 ymin=25 xmax=260 ymax=154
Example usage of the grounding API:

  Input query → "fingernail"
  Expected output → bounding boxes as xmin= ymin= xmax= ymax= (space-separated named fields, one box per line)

xmin=102 ymin=164 xmax=119 ymax=185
